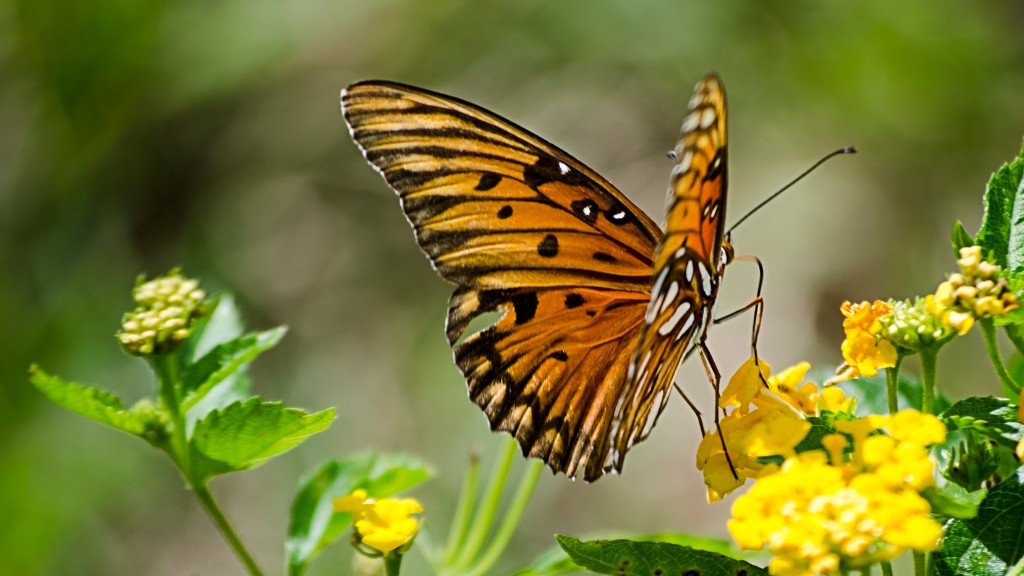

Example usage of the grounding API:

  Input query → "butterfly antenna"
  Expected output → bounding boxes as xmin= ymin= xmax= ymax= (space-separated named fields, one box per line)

xmin=726 ymin=146 xmax=857 ymax=236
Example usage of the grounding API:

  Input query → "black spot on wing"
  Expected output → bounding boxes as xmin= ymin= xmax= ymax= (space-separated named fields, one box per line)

xmin=522 ymin=155 xmax=591 ymax=189
xmin=571 ymin=198 xmax=599 ymax=224
xmin=564 ymin=292 xmax=585 ymax=309
xmin=537 ymin=234 xmax=559 ymax=257
xmin=603 ymin=203 xmax=633 ymax=226
xmin=475 ymin=173 xmax=501 ymax=191
xmin=705 ymin=146 xmax=727 ymax=182
xmin=551 ymin=350 xmax=568 ymax=361
xmin=511 ymin=292 xmax=538 ymax=324
xmin=592 ymin=251 xmax=616 ymax=263
xmin=497 ymin=205 xmax=513 ymax=219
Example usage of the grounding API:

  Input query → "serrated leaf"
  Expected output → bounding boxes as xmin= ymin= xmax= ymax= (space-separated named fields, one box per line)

xmin=29 ymin=366 xmax=150 ymax=436
xmin=953 ymin=220 xmax=976 ymax=256
xmin=181 ymin=327 xmax=286 ymax=411
xmin=286 ymin=452 xmax=433 ymax=576
xmin=941 ymin=396 xmax=1024 ymax=449
xmin=935 ymin=466 xmax=1024 ymax=576
xmin=513 ymin=534 xmax=761 ymax=576
xmin=190 ymin=398 xmax=333 ymax=480
xmin=975 ymin=142 xmax=1024 ymax=271
xmin=556 ymin=536 xmax=766 ymax=576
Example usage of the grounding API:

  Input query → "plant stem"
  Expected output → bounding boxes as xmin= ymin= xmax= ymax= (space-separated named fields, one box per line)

xmin=913 ymin=551 xmax=925 ymax=576
xmin=467 ymin=460 xmax=543 ymax=576
xmin=919 ymin=349 xmax=937 ymax=414
xmin=885 ymin=358 xmax=902 ymax=415
xmin=443 ymin=451 xmax=480 ymax=566
xmin=191 ymin=481 xmax=265 ymax=576
xmin=384 ymin=552 xmax=404 ymax=576
xmin=454 ymin=438 xmax=517 ymax=570
xmin=881 ymin=560 xmax=894 ymax=576
xmin=151 ymin=353 xmax=191 ymax=471
xmin=980 ymin=318 xmax=1021 ymax=395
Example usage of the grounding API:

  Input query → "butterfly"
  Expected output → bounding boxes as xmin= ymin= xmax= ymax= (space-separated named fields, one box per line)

xmin=342 ymin=73 xmax=736 ymax=481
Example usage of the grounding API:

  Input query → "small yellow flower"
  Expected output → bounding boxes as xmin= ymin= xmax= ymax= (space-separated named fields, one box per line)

xmin=927 ymin=246 xmax=1019 ymax=335
xmin=728 ymin=409 xmax=946 ymax=575
xmin=334 ymin=490 xmax=423 ymax=555
xmin=840 ymin=301 xmax=898 ymax=377
xmin=698 ymin=357 xmax=821 ymax=501
xmin=117 ymin=270 xmax=207 ymax=356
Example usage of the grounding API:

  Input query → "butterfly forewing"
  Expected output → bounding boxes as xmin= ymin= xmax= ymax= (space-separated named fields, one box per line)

xmin=342 ymin=75 xmax=730 ymax=481
xmin=343 ymin=81 xmax=664 ymax=480
xmin=612 ymin=74 xmax=729 ymax=469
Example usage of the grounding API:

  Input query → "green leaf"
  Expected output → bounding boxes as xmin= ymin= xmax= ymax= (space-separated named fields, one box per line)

xmin=556 ymin=535 xmax=767 ymax=576
xmin=189 ymin=398 xmax=334 ymax=480
xmin=29 ymin=366 xmax=160 ymax=440
xmin=514 ymin=535 xmax=761 ymax=576
xmin=180 ymin=327 xmax=286 ymax=411
xmin=941 ymin=396 xmax=1024 ymax=449
xmin=922 ymin=483 xmax=985 ymax=520
xmin=183 ymin=293 xmax=245 ymax=362
xmin=953 ymin=220 xmax=976 ymax=256
xmin=286 ymin=452 xmax=433 ymax=576
xmin=975 ymin=141 xmax=1024 ymax=271
xmin=935 ymin=466 xmax=1024 ymax=576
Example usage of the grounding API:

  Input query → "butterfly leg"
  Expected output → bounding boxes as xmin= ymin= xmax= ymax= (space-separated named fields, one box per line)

xmin=713 ymin=255 xmax=768 ymax=386
xmin=697 ymin=340 xmax=738 ymax=479
xmin=672 ymin=383 xmax=707 ymax=436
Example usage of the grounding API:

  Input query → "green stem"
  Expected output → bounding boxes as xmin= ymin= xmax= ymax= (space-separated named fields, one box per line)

xmin=980 ymin=318 xmax=1021 ymax=395
xmin=454 ymin=438 xmax=517 ymax=570
xmin=467 ymin=460 xmax=543 ymax=576
xmin=384 ymin=552 xmax=404 ymax=576
xmin=913 ymin=551 xmax=925 ymax=576
xmin=880 ymin=560 xmax=894 ymax=576
xmin=443 ymin=451 xmax=480 ymax=566
xmin=919 ymin=348 xmax=937 ymax=414
xmin=885 ymin=357 xmax=903 ymax=415
xmin=151 ymin=353 xmax=190 ymax=470
xmin=192 ymin=481 xmax=265 ymax=576
xmin=1005 ymin=325 xmax=1024 ymax=358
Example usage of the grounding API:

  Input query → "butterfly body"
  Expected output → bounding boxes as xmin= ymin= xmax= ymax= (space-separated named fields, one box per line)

xmin=342 ymin=74 xmax=729 ymax=481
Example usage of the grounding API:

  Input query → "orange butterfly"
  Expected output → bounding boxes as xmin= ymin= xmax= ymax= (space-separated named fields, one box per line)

xmin=342 ymin=74 xmax=737 ymax=481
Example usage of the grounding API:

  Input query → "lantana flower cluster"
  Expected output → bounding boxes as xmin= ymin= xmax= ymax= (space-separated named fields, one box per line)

xmin=696 ymin=358 xmax=852 ymax=502
xmin=334 ymin=489 xmax=423 ymax=555
xmin=928 ymin=245 xmax=1019 ymax=334
xmin=728 ymin=410 xmax=946 ymax=576
xmin=117 ymin=270 xmax=206 ymax=356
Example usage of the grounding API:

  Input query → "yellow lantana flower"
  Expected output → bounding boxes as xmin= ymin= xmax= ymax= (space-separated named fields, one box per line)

xmin=698 ymin=357 xmax=849 ymax=502
xmin=334 ymin=490 xmax=423 ymax=555
xmin=839 ymin=301 xmax=898 ymax=378
xmin=728 ymin=409 xmax=946 ymax=576
xmin=928 ymin=246 xmax=1019 ymax=335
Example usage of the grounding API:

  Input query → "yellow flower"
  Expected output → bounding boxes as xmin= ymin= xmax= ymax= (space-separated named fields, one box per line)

xmin=840 ymin=301 xmax=898 ymax=377
xmin=117 ymin=270 xmax=207 ymax=356
xmin=728 ymin=409 xmax=946 ymax=575
xmin=334 ymin=490 xmax=423 ymax=555
xmin=927 ymin=246 xmax=1019 ymax=335
xmin=698 ymin=357 xmax=822 ymax=502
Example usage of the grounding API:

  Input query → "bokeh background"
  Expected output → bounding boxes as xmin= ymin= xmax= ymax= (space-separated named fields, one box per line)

xmin=3 ymin=0 xmax=1024 ymax=574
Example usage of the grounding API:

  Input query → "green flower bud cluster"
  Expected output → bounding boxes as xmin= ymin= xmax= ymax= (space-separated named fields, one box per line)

xmin=879 ymin=298 xmax=956 ymax=353
xmin=117 ymin=271 xmax=206 ymax=356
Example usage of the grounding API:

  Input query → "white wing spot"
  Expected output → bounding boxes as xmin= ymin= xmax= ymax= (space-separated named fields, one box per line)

xmin=674 ymin=312 xmax=695 ymax=341
xmin=702 ymin=202 xmax=711 ymax=218
xmin=685 ymin=260 xmax=694 ymax=282
xmin=700 ymin=107 xmax=717 ymax=129
xmin=582 ymin=204 xmax=593 ymax=217
xmin=658 ymin=301 xmax=691 ymax=336
xmin=558 ymin=161 xmax=571 ymax=175
xmin=682 ymin=113 xmax=699 ymax=132
xmin=700 ymin=262 xmax=713 ymax=297
xmin=611 ymin=210 xmax=626 ymax=221
xmin=679 ymin=151 xmax=693 ymax=173
xmin=709 ymin=201 xmax=719 ymax=220
xmin=660 ymin=281 xmax=679 ymax=314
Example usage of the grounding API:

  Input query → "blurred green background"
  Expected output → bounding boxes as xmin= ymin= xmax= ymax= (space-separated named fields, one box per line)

xmin=3 ymin=0 xmax=1023 ymax=574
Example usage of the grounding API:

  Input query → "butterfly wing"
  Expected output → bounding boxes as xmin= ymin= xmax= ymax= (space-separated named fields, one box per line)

xmin=612 ymin=74 xmax=729 ymax=470
xmin=342 ymin=81 xmax=662 ymax=480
